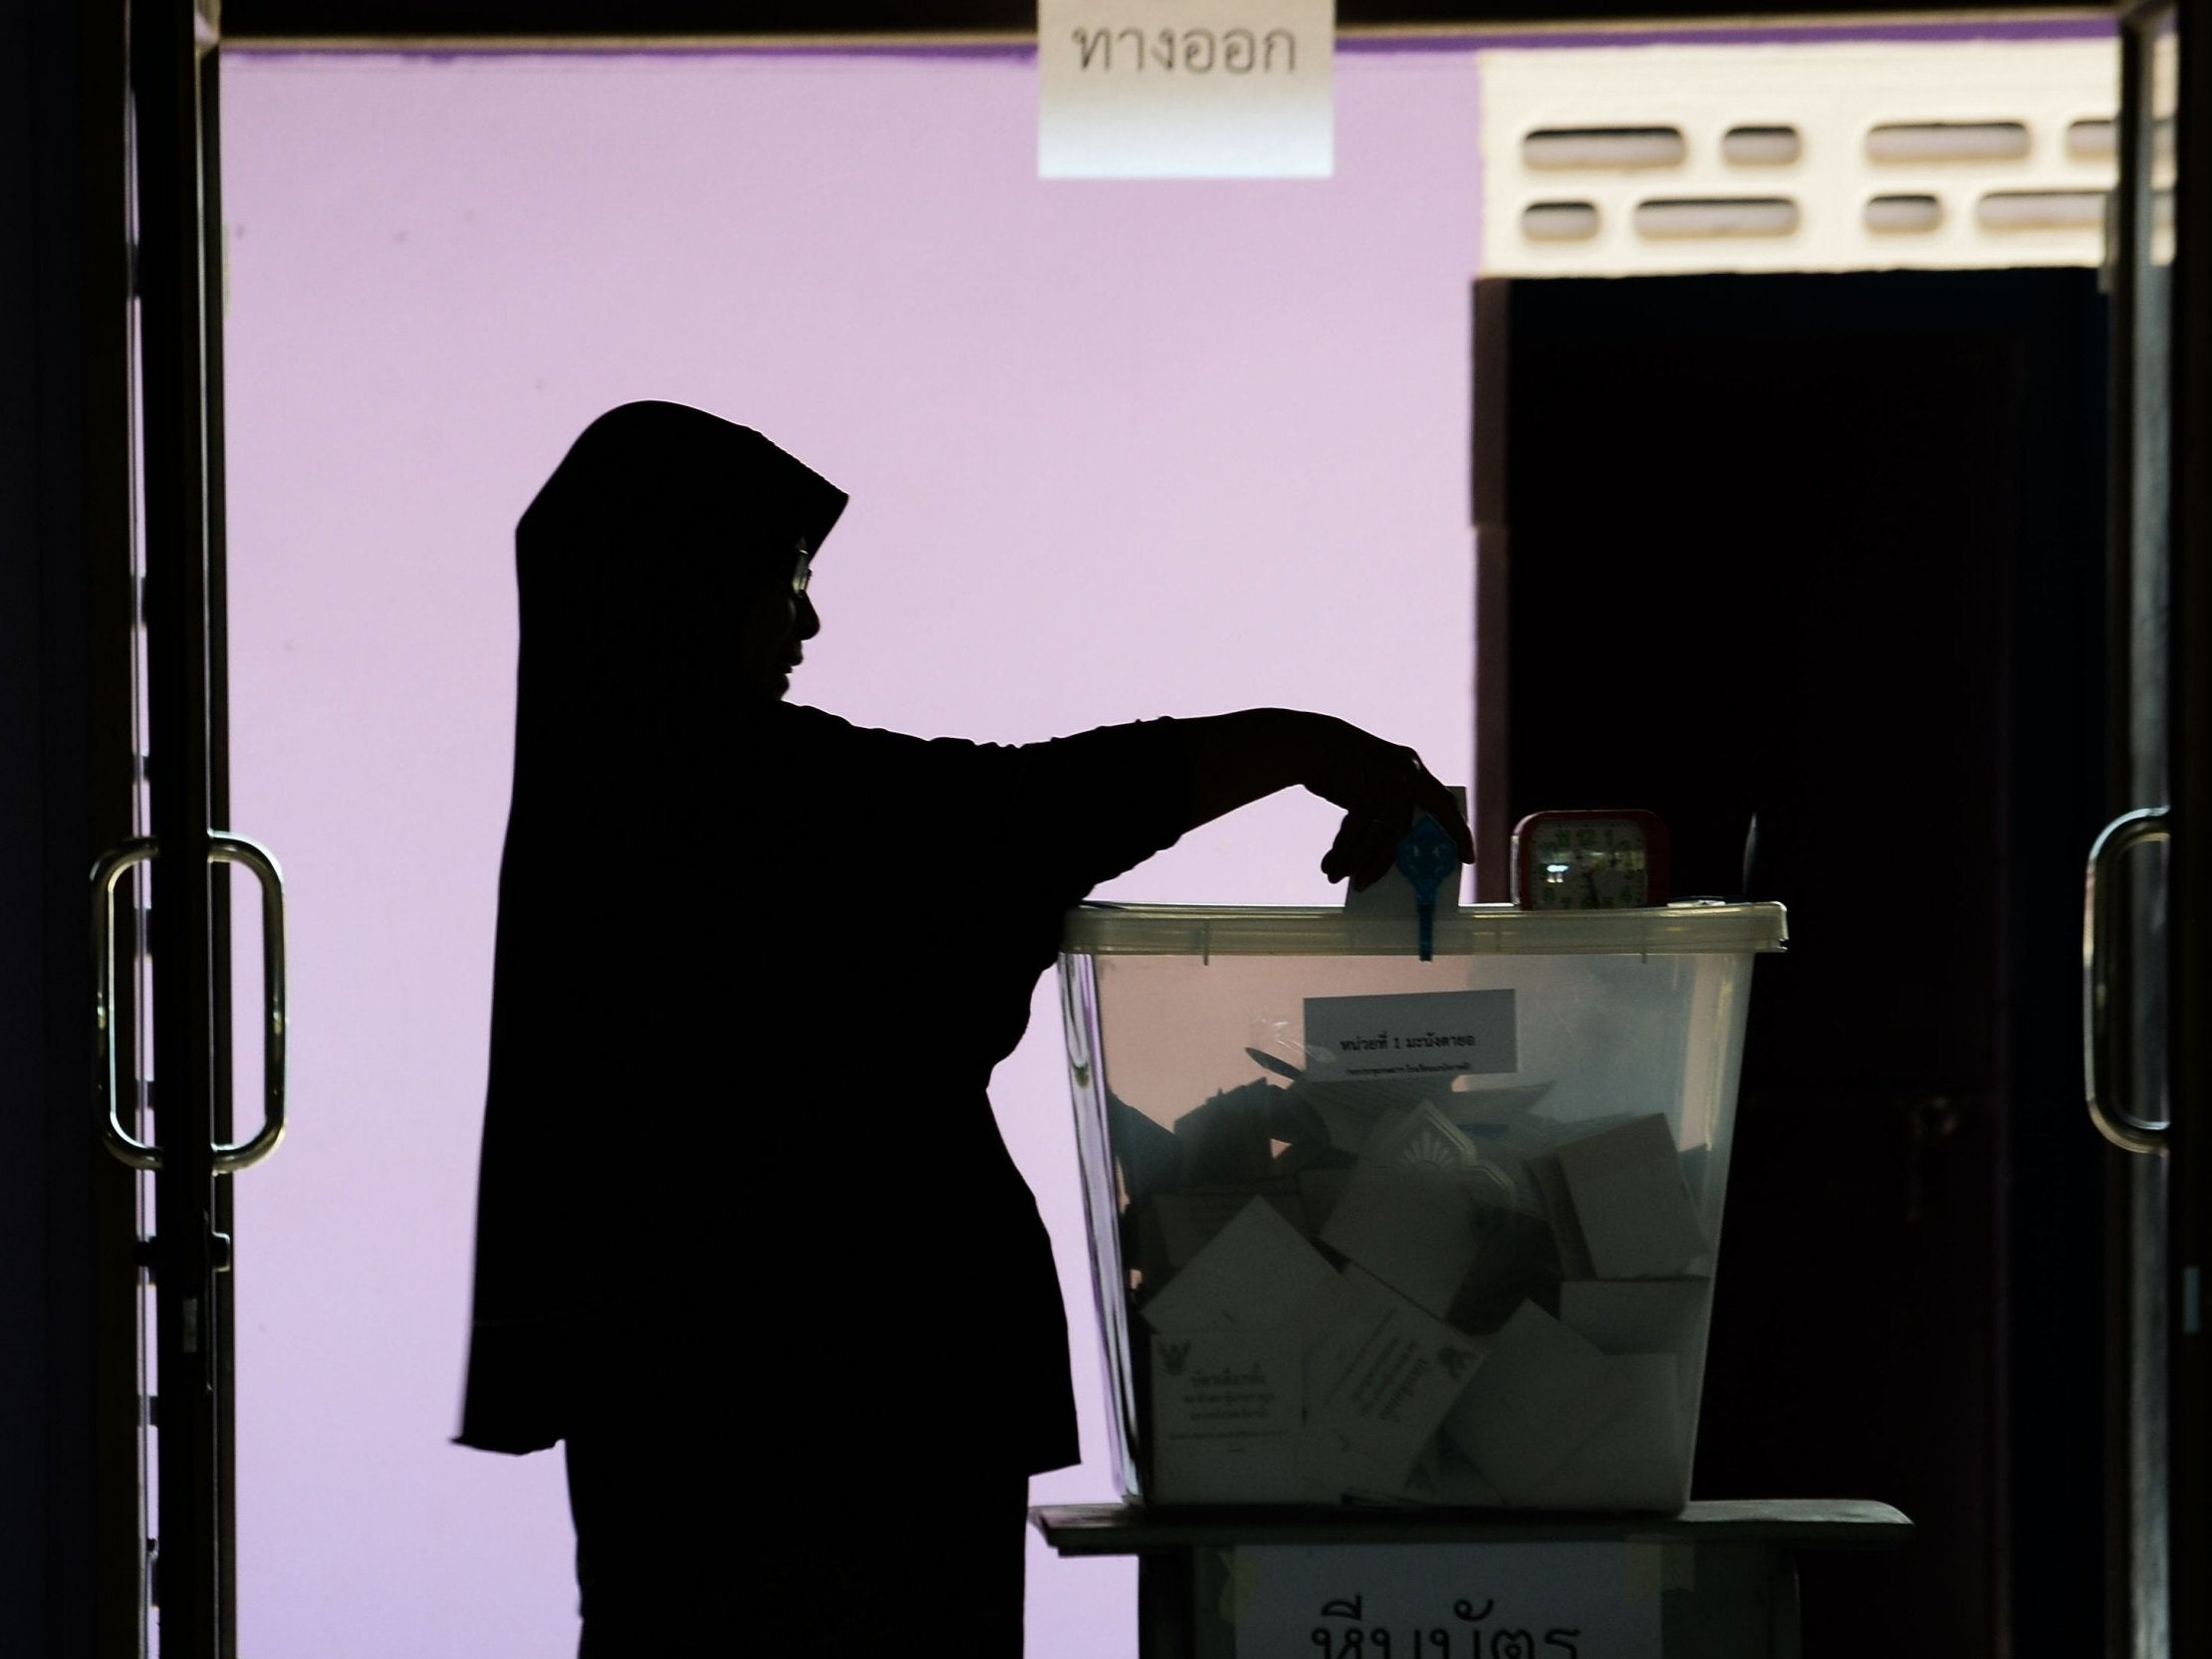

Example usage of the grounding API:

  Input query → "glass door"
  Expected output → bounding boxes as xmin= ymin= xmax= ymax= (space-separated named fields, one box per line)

xmin=104 ymin=3 xmax=286 ymax=1654
xmin=2089 ymin=2 xmax=2210 ymax=1654
xmin=2159 ymin=0 xmax=2212 ymax=1648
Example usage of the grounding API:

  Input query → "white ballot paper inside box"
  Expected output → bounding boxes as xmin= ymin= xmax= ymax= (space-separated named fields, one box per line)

xmin=1303 ymin=989 xmax=1518 ymax=1081
xmin=1301 ymin=1269 xmax=1484 ymax=1494
xmin=1560 ymin=1277 xmax=1710 ymax=1358
xmin=1553 ymin=1113 xmax=1712 ymax=1281
xmin=1442 ymin=1301 xmax=1634 ymax=1504
xmin=1140 ymin=1195 xmax=1341 ymax=1334
xmin=1525 ymin=1352 xmax=1687 ymax=1513
xmin=1318 ymin=1164 xmax=1484 ymax=1318
xmin=1150 ymin=1327 xmax=1307 ymax=1502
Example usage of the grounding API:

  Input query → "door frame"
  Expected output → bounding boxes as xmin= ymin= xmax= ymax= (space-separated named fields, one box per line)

xmin=0 ymin=2 xmax=145 ymax=1656
xmin=2156 ymin=0 xmax=2212 ymax=1652
xmin=12 ymin=4 xmax=2204 ymax=1656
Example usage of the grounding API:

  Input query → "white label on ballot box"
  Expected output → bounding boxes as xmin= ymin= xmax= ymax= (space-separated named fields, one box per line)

xmin=1304 ymin=990 xmax=1518 ymax=1079
xmin=1229 ymin=1540 xmax=1660 ymax=1659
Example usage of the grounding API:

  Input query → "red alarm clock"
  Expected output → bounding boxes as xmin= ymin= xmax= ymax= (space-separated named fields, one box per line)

xmin=1511 ymin=810 xmax=1671 ymax=909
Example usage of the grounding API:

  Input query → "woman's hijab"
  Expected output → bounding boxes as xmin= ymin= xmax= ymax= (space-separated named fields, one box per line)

xmin=459 ymin=402 xmax=845 ymax=1452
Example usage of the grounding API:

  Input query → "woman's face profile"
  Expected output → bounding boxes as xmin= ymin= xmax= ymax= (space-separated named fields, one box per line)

xmin=733 ymin=542 xmax=820 ymax=700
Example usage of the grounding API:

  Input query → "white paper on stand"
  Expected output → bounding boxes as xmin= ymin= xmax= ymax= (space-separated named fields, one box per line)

xmin=1227 ymin=1541 xmax=1661 ymax=1659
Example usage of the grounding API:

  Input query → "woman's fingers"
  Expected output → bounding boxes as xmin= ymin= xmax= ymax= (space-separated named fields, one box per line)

xmin=1322 ymin=810 xmax=1402 ymax=888
xmin=1416 ymin=772 xmax=1477 ymax=861
xmin=1312 ymin=724 xmax=1474 ymax=882
xmin=1321 ymin=813 xmax=1363 ymax=882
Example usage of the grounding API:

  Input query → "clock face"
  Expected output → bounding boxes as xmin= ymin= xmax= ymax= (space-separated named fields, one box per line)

xmin=1512 ymin=811 xmax=1670 ymax=909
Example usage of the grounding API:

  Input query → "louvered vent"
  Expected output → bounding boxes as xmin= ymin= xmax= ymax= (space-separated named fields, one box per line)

xmin=1479 ymin=38 xmax=2123 ymax=276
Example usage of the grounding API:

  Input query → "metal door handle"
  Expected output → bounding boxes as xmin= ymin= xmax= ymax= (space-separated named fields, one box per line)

xmin=209 ymin=834 xmax=287 ymax=1172
xmin=92 ymin=832 xmax=289 ymax=1172
xmin=93 ymin=837 xmax=162 ymax=1168
xmin=2084 ymin=806 xmax=2170 ymax=1154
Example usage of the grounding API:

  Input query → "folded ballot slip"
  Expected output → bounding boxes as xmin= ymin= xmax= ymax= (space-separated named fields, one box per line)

xmin=1061 ymin=899 xmax=1784 ymax=1512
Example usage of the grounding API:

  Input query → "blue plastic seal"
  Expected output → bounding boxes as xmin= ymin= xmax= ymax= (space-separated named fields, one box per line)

xmin=1395 ymin=813 xmax=1461 ymax=962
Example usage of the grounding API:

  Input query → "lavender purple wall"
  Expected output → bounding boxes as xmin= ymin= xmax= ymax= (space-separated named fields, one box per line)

xmin=218 ymin=46 xmax=1483 ymax=1657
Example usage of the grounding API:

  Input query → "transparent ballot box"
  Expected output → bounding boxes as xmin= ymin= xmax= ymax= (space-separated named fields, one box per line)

xmin=1057 ymin=901 xmax=1788 ymax=1512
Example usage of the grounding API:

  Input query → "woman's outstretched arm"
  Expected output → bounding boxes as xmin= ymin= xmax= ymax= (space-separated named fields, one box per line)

xmin=1175 ymin=708 xmax=1472 ymax=891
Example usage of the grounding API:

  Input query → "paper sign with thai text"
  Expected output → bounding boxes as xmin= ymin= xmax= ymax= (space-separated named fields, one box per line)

xmin=1304 ymin=989 xmax=1518 ymax=1080
xmin=1228 ymin=1540 xmax=1661 ymax=1659
xmin=1038 ymin=0 xmax=1334 ymax=178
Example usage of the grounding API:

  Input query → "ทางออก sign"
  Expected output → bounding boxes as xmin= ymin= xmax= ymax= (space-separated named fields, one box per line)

xmin=1303 ymin=990 xmax=1518 ymax=1079
xmin=1038 ymin=0 xmax=1335 ymax=178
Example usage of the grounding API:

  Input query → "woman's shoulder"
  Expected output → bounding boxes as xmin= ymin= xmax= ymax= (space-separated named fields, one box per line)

xmin=776 ymin=701 xmax=924 ymax=751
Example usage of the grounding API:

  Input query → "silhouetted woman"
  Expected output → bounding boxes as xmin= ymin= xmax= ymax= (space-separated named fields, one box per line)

xmin=458 ymin=400 xmax=1470 ymax=1656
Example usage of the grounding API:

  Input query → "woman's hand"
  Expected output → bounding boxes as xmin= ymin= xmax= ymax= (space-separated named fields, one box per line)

xmin=1302 ymin=717 xmax=1473 ymax=890
xmin=1177 ymin=709 xmax=1474 ymax=891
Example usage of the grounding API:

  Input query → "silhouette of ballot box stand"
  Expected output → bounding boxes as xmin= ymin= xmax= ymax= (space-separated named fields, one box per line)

xmin=1030 ymin=1498 xmax=1912 ymax=1659
xmin=1045 ymin=890 xmax=1906 ymax=1656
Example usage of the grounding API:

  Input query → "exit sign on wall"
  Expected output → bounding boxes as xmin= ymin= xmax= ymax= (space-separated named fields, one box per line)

xmin=1038 ymin=0 xmax=1335 ymax=179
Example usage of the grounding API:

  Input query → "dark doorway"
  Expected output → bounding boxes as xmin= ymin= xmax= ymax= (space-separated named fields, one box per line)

xmin=1481 ymin=268 xmax=2109 ymax=1659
